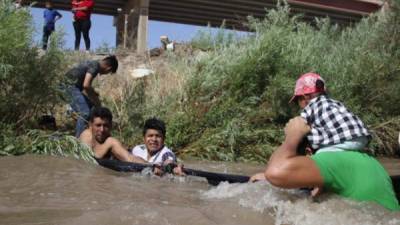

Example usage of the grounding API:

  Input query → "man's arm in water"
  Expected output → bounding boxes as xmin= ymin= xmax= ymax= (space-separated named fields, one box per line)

xmin=251 ymin=117 xmax=324 ymax=190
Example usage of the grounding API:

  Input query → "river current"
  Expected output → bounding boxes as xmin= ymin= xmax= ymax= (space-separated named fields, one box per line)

xmin=0 ymin=155 xmax=399 ymax=225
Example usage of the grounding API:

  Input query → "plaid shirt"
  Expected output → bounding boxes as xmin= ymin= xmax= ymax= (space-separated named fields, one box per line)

xmin=300 ymin=95 xmax=371 ymax=150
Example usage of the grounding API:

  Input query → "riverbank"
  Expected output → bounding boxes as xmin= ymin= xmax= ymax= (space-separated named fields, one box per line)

xmin=91 ymin=3 xmax=400 ymax=161
xmin=1 ymin=1 xmax=400 ymax=163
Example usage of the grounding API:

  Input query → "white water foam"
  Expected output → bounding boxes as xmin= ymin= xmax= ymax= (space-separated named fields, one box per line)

xmin=202 ymin=182 xmax=400 ymax=225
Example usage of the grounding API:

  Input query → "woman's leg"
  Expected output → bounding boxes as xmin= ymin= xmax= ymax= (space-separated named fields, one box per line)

xmin=81 ymin=19 xmax=91 ymax=51
xmin=73 ymin=21 xmax=82 ymax=50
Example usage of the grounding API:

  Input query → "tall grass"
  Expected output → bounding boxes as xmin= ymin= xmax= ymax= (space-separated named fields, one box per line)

xmin=0 ymin=124 xmax=95 ymax=162
xmin=0 ymin=0 xmax=66 ymax=126
xmin=105 ymin=1 xmax=400 ymax=162
xmin=0 ymin=0 xmax=94 ymax=161
xmin=2 ymin=0 xmax=399 ymax=163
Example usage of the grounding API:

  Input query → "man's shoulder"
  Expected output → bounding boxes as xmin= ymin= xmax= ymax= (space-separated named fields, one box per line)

xmin=105 ymin=136 xmax=120 ymax=144
xmin=160 ymin=146 xmax=173 ymax=153
xmin=159 ymin=146 xmax=175 ymax=158
xmin=87 ymin=60 xmax=100 ymax=67
xmin=87 ymin=60 xmax=100 ymax=72
xmin=159 ymin=146 xmax=176 ymax=162
xmin=302 ymin=95 xmax=333 ymax=118
xmin=131 ymin=145 xmax=147 ymax=157
xmin=132 ymin=144 xmax=146 ymax=151
xmin=79 ymin=129 xmax=92 ymax=145
xmin=308 ymin=95 xmax=338 ymax=108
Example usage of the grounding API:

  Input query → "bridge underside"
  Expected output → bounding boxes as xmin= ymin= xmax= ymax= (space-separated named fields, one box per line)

xmin=40 ymin=0 xmax=382 ymax=28
xmin=149 ymin=0 xmax=382 ymax=30
xmin=34 ymin=0 xmax=383 ymax=51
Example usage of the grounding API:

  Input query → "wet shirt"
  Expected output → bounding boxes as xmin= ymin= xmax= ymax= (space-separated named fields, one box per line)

xmin=130 ymin=145 xmax=176 ymax=165
xmin=65 ymin=60 xmax=100 ymax=91
xmin=300 ymin=95 xmax=371 ymax=150
xmin=43 ymin=8 xmax=61 ymax=30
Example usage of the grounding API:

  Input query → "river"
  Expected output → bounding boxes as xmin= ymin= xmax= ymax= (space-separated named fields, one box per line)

xmin=0 ymin=155 xmax=399 ymax=225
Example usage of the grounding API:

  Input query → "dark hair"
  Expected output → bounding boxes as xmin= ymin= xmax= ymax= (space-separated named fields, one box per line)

xmin=315 ymin=79 xmax=325 ymax=94
xmin=103 ymin=55 xmax=118 ymax=73
xmin=89 ymin=107 xmax=113 ymax=123
xmin=297 ymin=138 xmax=316 ymax=155
xmin=143 ymin=118 xmax=166 ymax=138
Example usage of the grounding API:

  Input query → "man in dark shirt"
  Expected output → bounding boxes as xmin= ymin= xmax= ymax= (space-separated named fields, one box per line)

xmin=42 ymin=1 xmax=62 ymax=50
xmin=65 ymin=55 xmax=118 ymax=137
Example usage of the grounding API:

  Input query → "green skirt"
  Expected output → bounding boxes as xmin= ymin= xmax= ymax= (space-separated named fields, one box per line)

xmin=311 ymin=151 xmax=399 ymax=211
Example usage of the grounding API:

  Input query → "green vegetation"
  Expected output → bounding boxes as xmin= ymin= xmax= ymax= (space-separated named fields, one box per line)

xmin=1 ymin=0 xmax=399 ymax=163
xmin=0 ymin=0 xmax=93 ymax=161
xmin=0 ymin=125 xmax=94 ymax=162
xmin=110 ymin=2 xmax=400 ymax=161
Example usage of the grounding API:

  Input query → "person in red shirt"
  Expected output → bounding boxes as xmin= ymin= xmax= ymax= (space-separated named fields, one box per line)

xmin=71 ymin=0 xmax=94 ymax=51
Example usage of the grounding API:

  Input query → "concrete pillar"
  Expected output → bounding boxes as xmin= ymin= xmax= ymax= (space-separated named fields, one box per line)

xmin=381 ymin=0 xmax=391 ymax=13
xmin=114 ymin=0 xmax=140 ymax=49
xmin=137 ymin=0 xmax=149 ymax=53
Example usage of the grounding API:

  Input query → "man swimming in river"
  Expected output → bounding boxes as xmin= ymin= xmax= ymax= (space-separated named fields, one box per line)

xmin=79 ymin=107 xmax=146 ymax=163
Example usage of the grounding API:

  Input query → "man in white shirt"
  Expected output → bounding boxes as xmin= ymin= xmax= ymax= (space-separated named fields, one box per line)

xmin=130 ymin=118 xmax=184 ymax=176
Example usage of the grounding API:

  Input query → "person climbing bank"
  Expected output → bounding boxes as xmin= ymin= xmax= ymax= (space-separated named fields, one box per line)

xmin=251 ymin=73 xmax=399 ymax=211
xmin=65 ymin=55 xmax=118 ymax=137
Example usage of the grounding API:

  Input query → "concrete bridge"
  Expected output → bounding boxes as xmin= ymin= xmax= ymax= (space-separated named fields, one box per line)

xmin=35 ymin=0 xmax=384 ymax=52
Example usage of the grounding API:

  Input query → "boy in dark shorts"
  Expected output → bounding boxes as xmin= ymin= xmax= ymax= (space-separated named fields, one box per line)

xmin=42 ymin=1 xmax=62 ymax=50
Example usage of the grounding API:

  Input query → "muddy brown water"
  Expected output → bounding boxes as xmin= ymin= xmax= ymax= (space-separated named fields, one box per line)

xmin=0 ymin=155 xmax=399 ymax=225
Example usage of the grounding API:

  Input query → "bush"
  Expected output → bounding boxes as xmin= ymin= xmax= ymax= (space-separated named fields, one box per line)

xmin=0 ymin=1 xmax=95 ymax=161
xmin=0 ymin=0 xmax=66 ymax=126
xmin=0 ymin=124 xmax=94 ymax=162
xmin=109 ymin=1 xmax=400 ymax=161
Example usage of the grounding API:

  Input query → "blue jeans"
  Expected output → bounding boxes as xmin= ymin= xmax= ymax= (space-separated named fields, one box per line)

xmin=68 ymin=86 xmax=92 ymax=137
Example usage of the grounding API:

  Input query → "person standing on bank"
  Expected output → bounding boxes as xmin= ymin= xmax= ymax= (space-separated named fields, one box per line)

xmin=65 ymin=55 xmax=118 ymax=137
xmin=42 ymin=1 xmax=62 ymax=50
xmin=71 ymin=0 xmax=93 ymax=52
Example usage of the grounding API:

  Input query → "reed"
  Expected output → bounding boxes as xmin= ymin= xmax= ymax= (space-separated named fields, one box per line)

xmin=105 ymin=1 xmax=400 ymax=161
xmin=2 ymin=0 xmax=400 ymax=162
